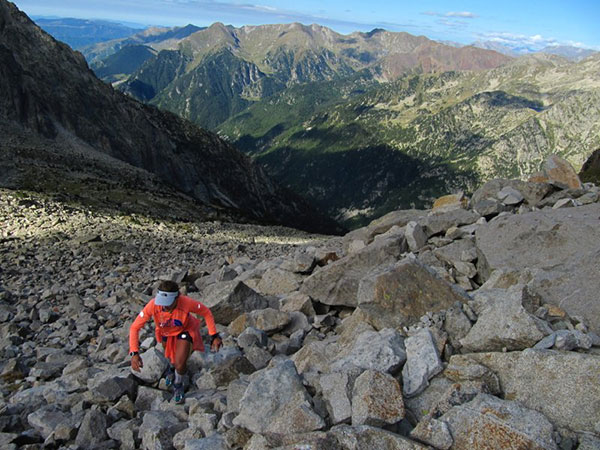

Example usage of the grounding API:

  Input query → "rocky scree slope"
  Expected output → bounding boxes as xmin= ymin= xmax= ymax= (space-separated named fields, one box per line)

xmin=0 ymin=0 xmax=342 ymax=235
xmin=1 ymin=156 xmax=600 ymax=449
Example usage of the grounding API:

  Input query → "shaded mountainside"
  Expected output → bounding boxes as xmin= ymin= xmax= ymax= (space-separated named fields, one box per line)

xmin=92 ymin=44 xmax=157 ymax=82
xmin=0 ymin=1 xmax=343 ymax=235
xmin=218 ymin=54 xmax=600 ymax=227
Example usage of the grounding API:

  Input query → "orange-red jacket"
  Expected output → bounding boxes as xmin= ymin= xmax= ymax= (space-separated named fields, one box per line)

xmin=129 ymin=295 xmax=218 ymax=363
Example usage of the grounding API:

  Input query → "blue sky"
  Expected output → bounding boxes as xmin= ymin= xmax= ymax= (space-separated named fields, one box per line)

xmin=12 ymin=0 xmax=600 ymax=50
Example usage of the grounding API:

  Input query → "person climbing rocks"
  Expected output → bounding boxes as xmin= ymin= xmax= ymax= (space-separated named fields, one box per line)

xmin=128 ymin=280 xmax=222 ymax=404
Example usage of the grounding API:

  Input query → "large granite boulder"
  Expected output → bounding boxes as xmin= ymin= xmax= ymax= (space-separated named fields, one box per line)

xmin=228 ymin=308 xmax=291 ymax=336
xmin=139 ymin=411 xmax=186 ymax=450
xmin=418 ymin=209 xmax=480 ymax=237
xmin=454 ymin=350 xmax=600 ymax=434
xmin=471 ymin=178 xmax=553 ymax=208
xmin=356 ymin=257 xmax=471 ymax=330
xmin=351 ymin=370 xmax=405 ymax=427
xmin=402 ymin=328 xmax=444 ymax=398
xmin=233 ymin=359 xmax=325 ymax=434
xmin=129 ymin=348 xmax=169 ymax=383
xmin=200 ymin=281 xmax=269 ymax=325
xmin=439 ymin=393 xmax=557 ymax=449
xmin=459 ymin=286 xmax=552 ymax=352
xmin=332 ymin=328 xmax=406 ymax=374
xmin=320 ymin=369 xmax=362 ymax=425
xmin=330 ymin=424 xmax=429 ymax=449
xmin=475 ymin=203 xmax=600 ymax=333
xmin=301 ymin=230 xmax=407 ymax=307
xmin=344 ymin=210 xmax=428 ymax=246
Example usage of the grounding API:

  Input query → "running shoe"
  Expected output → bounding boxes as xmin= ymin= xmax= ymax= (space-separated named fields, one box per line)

xmin=164 ymin=366 xmax=175 ymax=387
xmin=173 ymin=383 xmax=185 ymax=404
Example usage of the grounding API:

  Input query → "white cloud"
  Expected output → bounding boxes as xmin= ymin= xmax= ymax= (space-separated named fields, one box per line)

xmin=445 ymin=11 xmax=478 ymax=18
xmin=478 ymin=31 xmax=562 ymax=51
xmin=422 ymin=10 xmax=478 ymax=19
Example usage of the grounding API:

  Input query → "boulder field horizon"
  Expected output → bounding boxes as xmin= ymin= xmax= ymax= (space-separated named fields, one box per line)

xmin=1 ymin=155 xmax=600 ymax=449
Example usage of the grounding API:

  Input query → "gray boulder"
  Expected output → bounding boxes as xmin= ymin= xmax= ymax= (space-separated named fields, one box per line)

xmin=418 ymin=209 xmax=480 ymax=237
xmin=291 ymin=338 xmax=339 ymax=375
xmin=497 ymin=185 xmax=524 ymax=205
xmin=233 ymin=359 xmax=325 ymax=434
xmin=130 ymin=347 xmax=170 ymax=383
xmin=460 ymin=286 xmax=552 ymax=352
xmin=200 ymin=281 xmax=269 ymax=325
xmin=226 ymin=377 xmax=250 ymax=414
xmin=301 ymin=230 xmax=407 ymax=307
xmin=236 ymin=326 xmax=268 ymax=349
xmin=461 ymin=349 xmax=600 ymax=433
xmin=319 ymin=369 xmax=362 ymax=425
xmin=107 ymin=420 xmax=138 ymax=450
xmin=351 ymin=370 xmax=404 ymax=427
xmin=475 ymin=203 xmax=600 ymax=333
xmin=228 ymin=308 xmax=291 ymax=336
xmin=471 ymin=178 xmax=553 ymax=207
xmin=89 ymin=373 xmax=137 ymax=404
xmin=332 ymin=328 xmax=406 ymax=374
xmin=139 ymin=411 xmax=186 ymax=450
xmin=75 ymin=409 xmax=109 ymax=446
xmin=330 ymin=424 xmax=429 ymax=449
xmin=439 ymin=393 xmax=557 ymax=449
xmin=184 ymin=435 xmax=228 ymax=450
xmin=280 ymin=292 xmax=316 ymax=317
xmin=409 ymin=416 xmax=453 ymax=450
xmin=405 ymin=221 xmax=427 ymax=252
xmin=356 ymin=257 xmax=471 ymax=330
xmin=256 ymin=268 xmax=302 ymax=296
xmin=27 ymin=405 xmax=71 ymax=440
xmin=402 ymin=329 xmax=444 ymax=398
xmin=344 ymin=209 xmax=427 ymax=246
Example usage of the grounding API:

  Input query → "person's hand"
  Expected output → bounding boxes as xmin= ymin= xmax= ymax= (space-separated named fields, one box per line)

xmin=131 ymin=354 xmax=143 ymax=371
xmin=210 ymin=336 xmax=222 ymax=352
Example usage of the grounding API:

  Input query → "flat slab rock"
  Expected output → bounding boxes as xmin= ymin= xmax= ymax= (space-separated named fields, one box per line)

xmin=453 ymin=349 xmax=600 ymax=434
xmin=475 ymin=203 xmax=600 ymax=334
xmin=439 ymin=393 xmax=557 ymax=450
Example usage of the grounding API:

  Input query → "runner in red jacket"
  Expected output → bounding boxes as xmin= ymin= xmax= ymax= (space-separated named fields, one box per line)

xmin=129 ymin=280 xmax=222 ymax=403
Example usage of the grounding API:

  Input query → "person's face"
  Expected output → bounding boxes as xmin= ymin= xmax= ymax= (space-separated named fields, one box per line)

xmin=163 ymin=295 xmax=179 ymax=312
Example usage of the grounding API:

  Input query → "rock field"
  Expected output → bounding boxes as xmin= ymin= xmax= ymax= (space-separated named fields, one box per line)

xmin=1 ymin=156 xmax=600 ymax=449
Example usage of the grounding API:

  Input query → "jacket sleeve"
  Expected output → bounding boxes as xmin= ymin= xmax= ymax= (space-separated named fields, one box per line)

xmin=129 ymin=301 xmax=153 ymax=353
xmin=185 ymin=296 xmax=218 ymax=335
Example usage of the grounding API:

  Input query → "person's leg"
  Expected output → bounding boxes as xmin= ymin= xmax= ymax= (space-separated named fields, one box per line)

xmin=173 ymin=333 xmax=192 ymax=403
xmin=161 ymin=337 xmax=176 ymax=386
xmin=174 ymin=336 xmax=191 ymax=377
